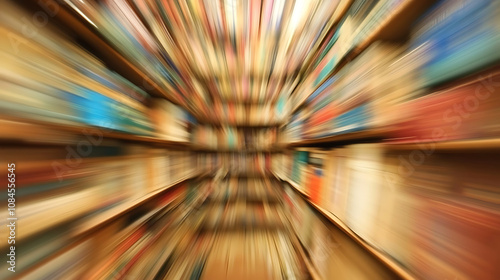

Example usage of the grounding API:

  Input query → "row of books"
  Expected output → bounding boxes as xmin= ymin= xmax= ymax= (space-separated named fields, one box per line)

xmin=192 ymin=126 xmax=278 ymax=151
xmin=1 ymin=2 xmax=191 ymax=141
xmin=286 ymin=43 xmax=406 ymax=141
xmin=0 ymin=177 xmax=201 ymax=279
xmin=281 ymin=183 xmax=400 ymax=280
xmin=275 ymin=145 xmax=500 ymax=279
xmin=201 ymin=103 xmax=285 ymax=126
xmin=285 ymin=0 xmax=500 ymax=142
xmin=0 ymin=145 xmax=196 ymax=255
xmin=197 ymin=152 xmax=273 ymax=175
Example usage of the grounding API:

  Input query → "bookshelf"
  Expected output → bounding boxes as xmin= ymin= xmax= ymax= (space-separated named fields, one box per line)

xmin=0 ymin=3 xmax=206 ymax=277
xmin=196 ymin=122 xmax=286 ymax=129
xmin=274 ymin=172 xmax=417 ymax=280
xmin=276 ymin=140 xmax=500 ymax=279
xmin=382 ymin=138 xmax=500 ymax=151
xmin=3 ymin=0 xmax=500 ymax=278
xmin=276 ymin=2 xmax=500 ymax=278
xmin=283 ymin=65 xmax=500 ymax=148
xmin=192 ymin=147 xmax=283 ymax=153
xmin=0 ymin=116 xmax=191 ymax=148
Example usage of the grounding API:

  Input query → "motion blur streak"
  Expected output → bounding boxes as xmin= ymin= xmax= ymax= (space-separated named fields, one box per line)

xmin=1 ymin=0 xmax=500 ymax=279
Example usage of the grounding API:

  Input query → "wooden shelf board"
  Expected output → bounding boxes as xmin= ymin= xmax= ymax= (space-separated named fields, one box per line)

xmin=0 ymin=116 xmax=191 ymax=148
xmin=284 ymin=131 xmax=500 ymax=151
xmin=383 ymin=138 xmax=500 ymax=151
xmin=196 ymin=121 xmax=285 ymax=128
xmin=294 ymin=237 xmax=322 ymax=280
xmin=285 ymin=129 xmax=388 ymax=147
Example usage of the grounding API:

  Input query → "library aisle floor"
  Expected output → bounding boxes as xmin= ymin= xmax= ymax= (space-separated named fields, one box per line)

xmin=2 ymin=0 xmax=500 ymax=279
xmin=150 ymin=174 xmax=400 ymax=279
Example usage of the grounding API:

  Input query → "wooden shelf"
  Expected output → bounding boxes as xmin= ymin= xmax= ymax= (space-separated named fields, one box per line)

xmin=0 ymin=116 xmax=191 ymax=148
xmin=383 ymin=138 xmax=500 ymax=151
xmin=274 ymin=173 xmax=417 ymax=280
xmin=284 ymin=131 xmax=500 ymax=151
xmin=285 ymin=129 xmax=388 ymax=147
xmin=350 ymin=0 xmax=437 ymax=52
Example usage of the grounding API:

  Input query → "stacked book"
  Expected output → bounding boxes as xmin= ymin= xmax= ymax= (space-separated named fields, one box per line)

xmin=390 ymin=0 xmax=500 ymax=143
xmin=78 ymin=183 xmax=205 ymax=279
xmin=199 ymin=202 xmax=287 ymax=231
xmin=63 ymin=0 xmax=197 ymax=107
xmin=284 ymin=42 xmax=423 ymax=141
xmin=149 ymin=99 xmax=191 ymax=142
xmin=410 ymin=0 xmax=500 ymax=87
xmin=192 ymin=126 xmax=278 ymax=151
xmin=60 ymin=0 xmax=347 ymax=111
